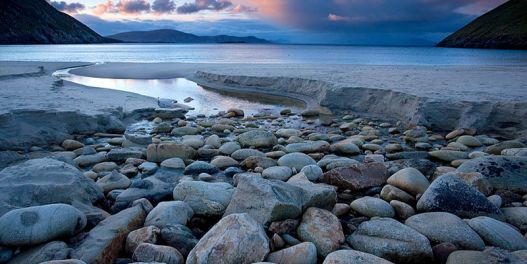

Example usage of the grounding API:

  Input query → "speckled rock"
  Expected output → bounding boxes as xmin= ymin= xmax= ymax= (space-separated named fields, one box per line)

xmin=297 ymin=208 xmax=345 ymax=257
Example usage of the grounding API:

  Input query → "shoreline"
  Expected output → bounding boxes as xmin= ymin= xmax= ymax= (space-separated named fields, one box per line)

xmin=1 ymin=61 xmax=526 ymax=151
xmin=70 ymin=62 xmax=527 ymax=137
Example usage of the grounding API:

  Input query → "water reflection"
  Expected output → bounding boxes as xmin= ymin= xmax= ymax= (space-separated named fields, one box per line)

xmin=58 ymin=73 xmax=305 ymax=115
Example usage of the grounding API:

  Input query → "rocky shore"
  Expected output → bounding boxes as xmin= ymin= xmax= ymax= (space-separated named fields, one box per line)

xmin=0 ymin=103 xmax=526 ymax=264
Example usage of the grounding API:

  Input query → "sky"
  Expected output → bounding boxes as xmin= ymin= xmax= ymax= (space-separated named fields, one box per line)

xmin=49 ymin=0 xmax=508 ymax=45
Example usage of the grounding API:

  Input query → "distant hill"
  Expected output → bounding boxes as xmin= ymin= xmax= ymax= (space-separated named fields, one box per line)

xmin=0 ymin=0 xmax=111 ymax=44
xmin=437 ymin=0 xmax=527 ymax=50
xmin=107 ymin=29 xmax=270 ymax=44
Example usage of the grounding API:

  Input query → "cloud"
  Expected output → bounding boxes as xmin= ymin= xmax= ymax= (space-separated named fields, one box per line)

xmin=50 ymin=1 xmax=85 ymax=13
xmin=117 ymin=0 xmax=151 ymax=14
xmin=152 ymin=0 xmax=176 ymax=14
xmin=177 ymin=0 xmax=233 ymax=14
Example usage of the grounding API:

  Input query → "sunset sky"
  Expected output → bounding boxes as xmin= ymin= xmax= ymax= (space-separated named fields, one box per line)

xmin=49 ymin=0 xmax=508 ymax=45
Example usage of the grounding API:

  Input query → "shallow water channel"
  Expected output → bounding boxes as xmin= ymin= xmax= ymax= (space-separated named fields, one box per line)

xmin=54 ymin=67 xmax=305 ymax=116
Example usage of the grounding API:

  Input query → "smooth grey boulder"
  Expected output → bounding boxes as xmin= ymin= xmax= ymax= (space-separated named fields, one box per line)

xmin=502 ymin=207 xmax=527 ymax=232
xmin=96 ymin=170 xmax=131 ymax=193
xmin=350 ymin=196 xmax=395 ymax=218
xmin=297 ymin=208 xmax=345 ymax=257
xmin=457 ymin=156 xmax=527 ymax=192
xmin=387 ymin=167 xmax=429 ymax=195
xmin=347 ymin=218 xmax=433 ymax=264
xmin=468 ymin=216 xmax=527 ymax=251
xmin=0 ymin=204 xmax=86 ymax=246
xmin=132 ymin=243 xmax=184 ymax=264
xmin=145 ymin=201 xmax=193 ymax=229
xmin=416 ymin=174 xmax=502 ymax=219
xmin=183 ymin=161 xmax=219 ymax=175
xmin=113 ymin=168 xmax=183 ymax=212
xmin=210 ymin=156 xmax=239 ymax=169
xmin=219 ymin=142 xmax=241 ymax=155
xmin=405 ymin=212 xmax=485 ymax=250
xmin=74 ymin=152 xmax=108 ymax=167
xmin=287 ymin=175 xmax=337 ymax=210
xmin=262 ymin=166 xmax=293 ymax=181
xmin=446 ymin=247 xmax=526 ymax=264
xmin=323 ymin=250 xmax=394 ymax=264
xmin=125 ymin=226 xmax=160 ymax=255
xmin=224 ymin=174 xmax=304 ymax=225
xmin=186 ymin=213 xmax=269 ymax=264
xmin=7 ymin=241 xmax=70 ymax=264
xmin=71 ymin=203 xmax=148 ymax=264
xmin=300 ymin=165 xmax=324 ymax=182
xmin=277 ymin=153 xmax=317 ymax=171
xmin=172 ymin=181 xmax=234 ymax=216
xmin=266 ymin=242 xmax=317 ymax=264
xmin=160 ymin=224 xmax=198 ymax=257
xmin=237 ymin=130 xmax=278 ymax=148
xmin=107 ymin=148 xmax=143 ymax=162
xmin=230 ymin=148 xmax=265 ymax=160
xmin=0 ymin=158 xmax=103 ymax=217
xmin=285 ymin=140 xmax=330 ymax=153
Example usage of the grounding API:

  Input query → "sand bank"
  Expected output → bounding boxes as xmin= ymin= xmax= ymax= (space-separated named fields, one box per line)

xmin=71 ymin=62 xmax=527 ymax=136
xmin=0 ymin=61 xmax=160 ymax=150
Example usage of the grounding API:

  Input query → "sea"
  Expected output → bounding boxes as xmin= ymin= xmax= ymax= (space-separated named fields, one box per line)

xmin=1 ymin=44 xmax=527 ymax=65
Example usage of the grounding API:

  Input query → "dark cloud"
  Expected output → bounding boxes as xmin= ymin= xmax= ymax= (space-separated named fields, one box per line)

xmin=117 ymin=0 xmax=151 ymax=13
xmin=177 ymin=0 xmax=232 ymax=14
xmin=152 ymin=0 xmax=176 ymax=13
xmin=50 ymin=1 xmax=85 ymax=13
xmin=243 ymin=0 xmax=507 ymax=44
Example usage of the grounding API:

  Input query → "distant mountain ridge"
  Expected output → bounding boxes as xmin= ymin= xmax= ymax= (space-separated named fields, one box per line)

xmin=0 ymin=0 xmax=111 ymax=44
xmin=107 ymin=29 xmax=270 ymax=44
xmin=437 ymin=0 xmax=527 ymax=50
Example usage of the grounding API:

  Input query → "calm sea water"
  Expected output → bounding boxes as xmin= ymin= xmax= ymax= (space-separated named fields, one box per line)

xmin=2 ymin=44 xmax=527 ymax=65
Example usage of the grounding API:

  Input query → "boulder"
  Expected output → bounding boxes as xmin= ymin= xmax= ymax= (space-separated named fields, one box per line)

xmin=62 ymin=139 xmax=84 ymax=150
xmin=387 ymin=168 xmax=429 ymax=195
xmin=331 ymin=139 xmax=361 ymax=155
xmin=0 ymin=158 xmax=104 ymax=217
xmin=486 ymin=140 xmax=526 ymax=155
xmin=171 ymin=126 xmax=200 ymax=137
xmin=262 ymin=166 xmax=293 ymax=181
xmin=231 ymin=148 xmax=265 ymax=160
xmin=71 ymin=203 xmax=148 ymax=264
xmin=186 ymin=213 xmax=269 ymax=264
xmin=210 ymin=156 xmax=239 ymax=169
xmin=350 ymin=197 xmax=395 ymax=218
xmin=146 ymin=143 xmax=196 ymax=163
xmin=184 ymin=161 xmax=219 ymax=175
xmin=219 ymin=142 xmax=241 ymax=155
xmin=96 ymin=170 xmax=131 ymax=193
xmin=277 ymin=153 xmax=317 ymax=171
xmin=380 ymin=185 xmax=415 ymax=204
xmin=287 ymin=175 xmax=337 ymax=210
xmin=7 ymin=241 xmax=70 ymax=264
xmin=0 ymin=204 xmax=86 ymax=246
xmin=502 ymin=207 xmax=527 ymax=232
xmin=457 ymin=156 xmax=527 ymax=192
xmin=300 ymin=165 xmax=323 ymax=182
xmin=160 ymin=224 xmax=198 ymax=257
xmin=285 ymin=141 xmax=330 ymax=153
xmin=297 ymin=208 xmax=344 ymax=257
xmin=145 ymin=201 xmax=193 ymax=229
xmin=266 ymin=242 xmax=317 ymax=264
xmin=468 ymin=216 xmax=527 ymax=251
xmin=224 ymin=174 xmax=304 ymax=225
xmin=241 ymin=156 xmax=277 ymax=170
xmin=172 ymin=181 xmax=234 ymax=216
xmin=160 ymin=158 xmax=186 ymax=170
xmin=446 ymin=247 xmax=526 ymax=264
xmin=132 ymin=243 xmax=184 ymax=264
xmin=238 ymin=130 xmax=278 ymax=148
xmin=323 ymin=250 xmax=394 ymax=264
xmin=429 ymin=150 xmax=468 ymax=162
xmin=107 ymin=148 xmax=143 ymax=162
xmin=405 ymin=212 xmax=485 ymax=250
xmin=416 ymin=174 xmax=502 ymax=219
xmin=125 ymin=226 xmax=160 ymax=255
xmin=321 ymin=162 xmax=388 ymax=191
xmin=74 ymin=152 xmax=108 ymax=167
xmin=276 ymin=129 xmax=302 ymax=138
xmin=347 ymin=218 xmax=433 ymax=263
